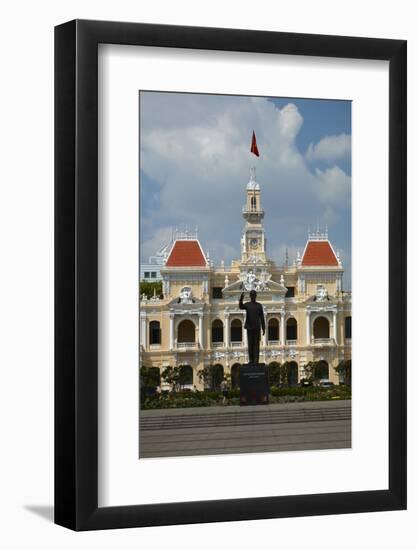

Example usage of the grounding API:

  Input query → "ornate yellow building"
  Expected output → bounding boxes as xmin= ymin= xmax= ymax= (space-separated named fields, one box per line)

xmin=140 ymin=169 xmax=351 ymax=389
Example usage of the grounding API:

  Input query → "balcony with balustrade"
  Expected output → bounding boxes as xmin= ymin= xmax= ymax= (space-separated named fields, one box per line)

xmin=266 ymin=340 xmax=281 ymax=347
xmin=231 ymin=341 xmax=243 ymax=348
xmin=311 ymin=337 xmax=335 ymax=346
xmin=211 ymin=341 xmax=225 ymax=349
xmin=285 ymin=339 xmax=298 ymax=346
xmin=175 ymin=341 xmax=199 ymax=351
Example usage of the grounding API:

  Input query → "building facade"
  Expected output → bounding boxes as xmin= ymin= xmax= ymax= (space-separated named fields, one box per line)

xmin=139 ymin=239 xmax=174 ymax=282
xmin=140 ymin=169 xmax=351 ymax=389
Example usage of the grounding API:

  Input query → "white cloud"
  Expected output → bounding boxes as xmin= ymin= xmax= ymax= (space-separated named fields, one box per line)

xmin=306 ymin=133 xmax=351 ymax=163
xmin=140 ymin=225 xmax=174 ymax=261
xmin=139 ymin=92 xmax=351 ymax=286
xmin=314 ymin=165 xmax=351 ymax=205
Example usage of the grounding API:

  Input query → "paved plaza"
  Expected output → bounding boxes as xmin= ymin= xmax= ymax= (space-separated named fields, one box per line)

xmin=139 ymin=400 xmax=351 ymax=458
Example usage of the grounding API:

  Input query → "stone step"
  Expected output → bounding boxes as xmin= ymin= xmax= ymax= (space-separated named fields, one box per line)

xmin=140 ymin=406 xmax=351 ymax=431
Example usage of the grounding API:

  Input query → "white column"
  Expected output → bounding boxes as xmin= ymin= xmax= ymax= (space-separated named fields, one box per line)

xmin=224 ymin=315 xmax=229 ymax=348
xmin=306 ymin=310 xmax=311 ymax=346
xmin=332 ymin=311 xmax=337 ymax=344
xmin=280 ymin=312 xmax=285 ymax=345
xmin=140 ymin=315 xmax=147 ymax=348
xmin=198 ymin=314 xmax=203 ymax=348
xmin=169 ymin=314 xmax=174 ymax=350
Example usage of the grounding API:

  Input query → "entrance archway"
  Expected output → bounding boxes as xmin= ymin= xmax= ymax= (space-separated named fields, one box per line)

xmin=211 ymin=364 xmax=224 ymax=391
xmin=178 ymin=364 xmax=193 ymax=386
xmin=287 ymin=361 xmax=298 ymax=386
xmin=268 ymin=361 xmax=281 ymax=386
xmin=314 ymin=360 xmax=329 ymax=380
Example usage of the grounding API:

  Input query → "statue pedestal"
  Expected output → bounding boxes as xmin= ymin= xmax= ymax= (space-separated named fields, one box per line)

xmin=239 ymin=363 xmax=269 ymax=406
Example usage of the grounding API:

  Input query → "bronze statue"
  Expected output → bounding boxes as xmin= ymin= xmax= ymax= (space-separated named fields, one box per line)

xmin=239 ymin=290 xmax=265 ymax=364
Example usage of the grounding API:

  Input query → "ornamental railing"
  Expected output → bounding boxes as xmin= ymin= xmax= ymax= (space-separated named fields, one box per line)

xmin=176 ymin=342 xmax=198 ymax=349
xmin=286 ymin=339 xmax=298 ymax=346
xmin=312 ymin=338 xmax=334 ymax=345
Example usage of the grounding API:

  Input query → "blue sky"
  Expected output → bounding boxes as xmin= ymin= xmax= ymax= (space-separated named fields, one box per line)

xmin=140 ymin=92 xmax=351 ymax=290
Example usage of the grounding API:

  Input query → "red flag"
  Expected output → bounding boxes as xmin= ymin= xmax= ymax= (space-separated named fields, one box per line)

xmin=250 ymin=131 xmax=260 ymax=157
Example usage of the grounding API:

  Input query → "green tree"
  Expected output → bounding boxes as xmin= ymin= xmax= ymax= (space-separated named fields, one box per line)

xmin=140 ymin=366 xmax=160 ymax=401
xmin=279 ymin=362 xmax=292 ymax=385
xmin=268 ymin=362 xmax=281 ymax=386
xmin=161 ymin=365 xmax=193 ymax=391
xmin=161 ymin=366 xmax=181 ymax=392
xmin=197 ymin=364 xmax=225 ymax=391
xmin=303 ymin=361 xmax=317 ymax=382
xmin=140 ymin=280 xmax=163 ymax=299
xmin=140 ymin=366 xmax=160 ymax=388
xmin=303 ymin=360 xmax=329 ymax=382
xmin=335 ymin=359 xmax=351 ymax=385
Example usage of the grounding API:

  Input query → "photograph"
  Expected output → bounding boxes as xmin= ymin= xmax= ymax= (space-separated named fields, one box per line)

xmin=139 ymin=91 xmax=352 ymax=458
xmin=0 ymin=0 xmax=409 ymax=541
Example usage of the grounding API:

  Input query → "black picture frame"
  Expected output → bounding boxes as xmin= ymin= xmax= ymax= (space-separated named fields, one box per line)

xmin=55 ymin=19 xmax=407 ymax=531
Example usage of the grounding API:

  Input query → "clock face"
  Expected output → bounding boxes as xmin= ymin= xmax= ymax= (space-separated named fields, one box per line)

xmin=250 ymin=238 xmax=258 ymax=248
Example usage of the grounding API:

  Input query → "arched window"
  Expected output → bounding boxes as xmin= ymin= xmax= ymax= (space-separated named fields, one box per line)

xmin=177 ymin=320 xmax=195 ymax=343
xmin=178 ymin=365 xmax=193 ymax=386
xmin=268 ymin=318 xmax=279 ymax=342
xmin=313 ymin=316 xmax=330 ymax=339
xmin=286 ymin=318 xmax=298 ymax=341
xmin=345 ymin=316 xmax=352 ymax=339
xmin=251 ymin=196 xmax=257 ymax=210
xmin=230 ymin=319 xmax=242 ymax=342
xmin=149 ymin=320 xmax=161 ymax=345
xmin=231 ymin=363 xmax=241 ymax=389
xmin=211 ymin=319 xmax=224 ymax=343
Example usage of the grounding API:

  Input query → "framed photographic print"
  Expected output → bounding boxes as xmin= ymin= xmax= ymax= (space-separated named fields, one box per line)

xmin=55 ymin=20 xmax=406 ymax=530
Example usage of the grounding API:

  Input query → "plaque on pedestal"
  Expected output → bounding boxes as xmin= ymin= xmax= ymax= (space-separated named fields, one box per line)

xmin=239 ymin=363 xmax=269 ymax=405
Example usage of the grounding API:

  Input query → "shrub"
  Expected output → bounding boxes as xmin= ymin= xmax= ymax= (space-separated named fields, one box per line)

xmin=140 ymin=384 xmax=351 ymax=409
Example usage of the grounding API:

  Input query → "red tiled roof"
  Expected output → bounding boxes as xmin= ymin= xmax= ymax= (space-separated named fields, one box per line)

xmin=165 ymin=240 xmax=207 ymax=267
xmin=301 ymin=241 xmax=338 ymax=266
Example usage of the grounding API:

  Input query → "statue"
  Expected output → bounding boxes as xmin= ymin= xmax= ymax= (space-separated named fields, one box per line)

xmin=241 ymin=269 xmax=271 ymax=292
xmin=315 ymin=284 xmax=329 ymax=302
xmin=179 ymin=286 xmax=193 ymax=304
xmin=239 ymin=290 xmax=265 ymax=364
xmin=246 ymin=270 xmax=256 ymax=289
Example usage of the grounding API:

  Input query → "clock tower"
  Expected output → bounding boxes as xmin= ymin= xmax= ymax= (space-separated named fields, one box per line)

xmin=240 ymin=167 xmax=268 ymax=265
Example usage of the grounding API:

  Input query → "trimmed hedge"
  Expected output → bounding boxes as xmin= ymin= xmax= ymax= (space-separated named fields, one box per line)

xmin=269 ymin=385 xmax=351 ymax=399
xmin=141 ymin=385 xmax=351 ymax=409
